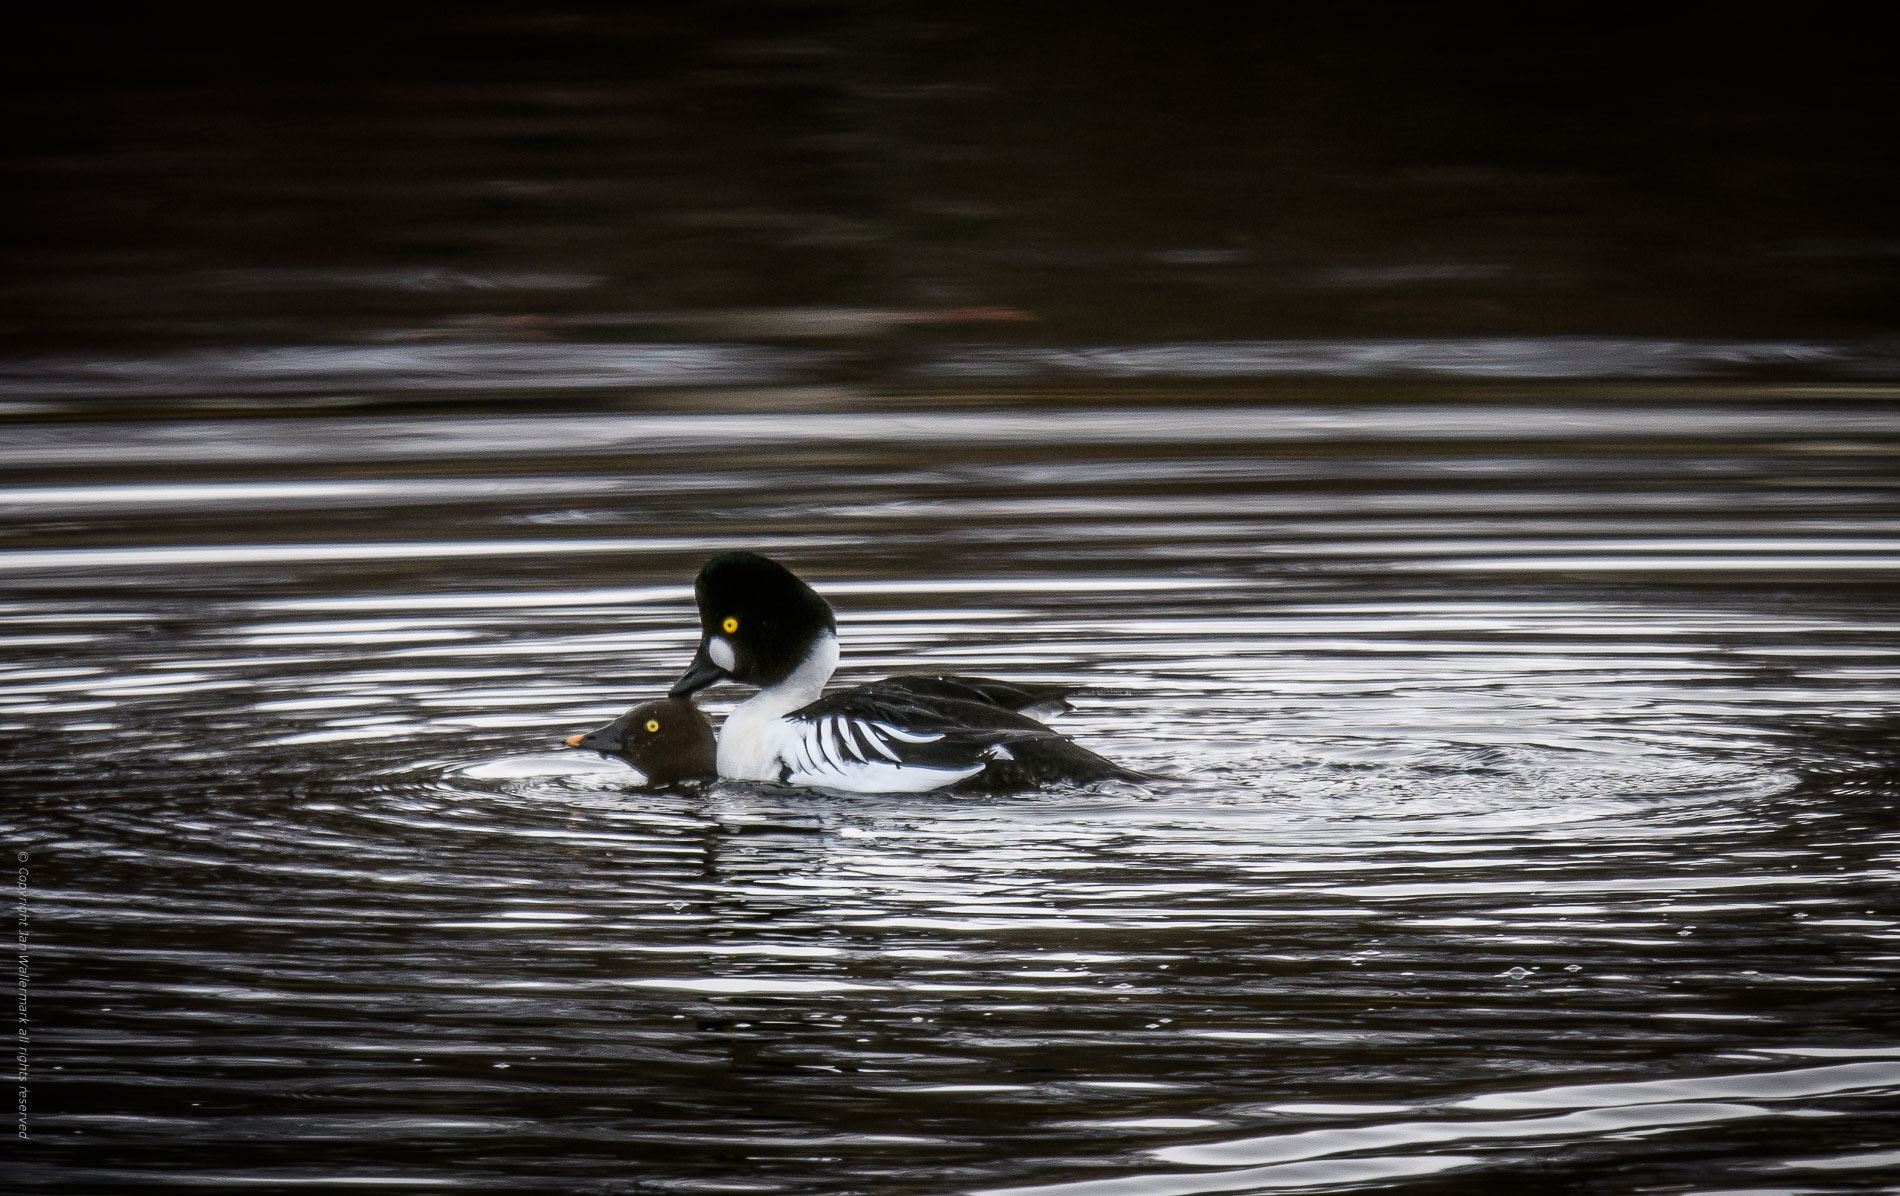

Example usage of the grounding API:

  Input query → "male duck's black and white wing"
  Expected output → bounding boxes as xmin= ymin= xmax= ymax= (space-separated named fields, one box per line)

xmin=776 ymin=682 xmax=1138 ymax=793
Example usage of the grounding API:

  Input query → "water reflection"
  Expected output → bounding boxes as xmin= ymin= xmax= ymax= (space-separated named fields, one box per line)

xmin=7 ymin=337 xmax=1900 ymax=416
xmin=6 ymin=477 xmax=1899 ymax=1190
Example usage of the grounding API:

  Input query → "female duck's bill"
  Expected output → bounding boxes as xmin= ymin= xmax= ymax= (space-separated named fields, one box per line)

xmin=564 ymin=697 xmax=716 ymax=787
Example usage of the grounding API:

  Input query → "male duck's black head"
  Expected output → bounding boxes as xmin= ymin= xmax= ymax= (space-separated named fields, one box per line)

xmin=564 ymin=697 xmax=716 ymax=786
xmin=669 ymin=551 xmax=837 ymax=697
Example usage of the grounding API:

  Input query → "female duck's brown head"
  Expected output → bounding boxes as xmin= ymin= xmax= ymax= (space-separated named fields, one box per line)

xmin=564 ymin=697 xmax=715 ymax=787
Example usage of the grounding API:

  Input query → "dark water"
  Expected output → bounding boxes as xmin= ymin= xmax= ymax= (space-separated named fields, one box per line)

xmin=5 ymin=379 xmax=1900 ymax=1193
xmin=6 ymin=7 xmax=1900 ymax=1194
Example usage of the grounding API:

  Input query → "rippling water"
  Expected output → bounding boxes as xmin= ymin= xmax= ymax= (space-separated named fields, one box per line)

xmin=4 ymin=377 xmax=1899 ymax=1193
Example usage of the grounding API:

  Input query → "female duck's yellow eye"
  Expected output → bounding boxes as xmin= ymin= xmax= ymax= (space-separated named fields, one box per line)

xmin=720 ymin=616 xmax=739 ymax=634
xmin=645 ymin=719 xmax=661 ymax=733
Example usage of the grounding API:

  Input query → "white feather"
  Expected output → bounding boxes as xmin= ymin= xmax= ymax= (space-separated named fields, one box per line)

xmin=784 ymin=751 xmax=981 ymax=793
xmin=852 ymin=719 xmax=903 ymax=762
xmin=869 ymin=720 xmax=943 ymax=744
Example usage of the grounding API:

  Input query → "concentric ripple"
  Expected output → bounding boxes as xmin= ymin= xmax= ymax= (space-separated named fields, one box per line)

xmin=4 ymin=386 xmax=1899 ymax=1193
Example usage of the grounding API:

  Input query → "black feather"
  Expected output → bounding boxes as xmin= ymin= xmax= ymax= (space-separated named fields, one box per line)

xmin=848 ymin=673 xmax=1076 ymax=716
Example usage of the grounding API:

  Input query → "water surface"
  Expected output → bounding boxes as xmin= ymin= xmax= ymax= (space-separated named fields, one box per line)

xmin=5 ymin=376 xmax=1899 ymax=1193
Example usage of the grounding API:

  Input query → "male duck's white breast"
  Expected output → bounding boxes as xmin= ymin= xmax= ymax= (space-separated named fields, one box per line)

xmin=715 ymin=702 xmax=798 ymax=782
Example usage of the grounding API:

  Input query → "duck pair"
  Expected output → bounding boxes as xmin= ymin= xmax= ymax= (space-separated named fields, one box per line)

xmin=564 ymin=552 xmax=1140 ymax=793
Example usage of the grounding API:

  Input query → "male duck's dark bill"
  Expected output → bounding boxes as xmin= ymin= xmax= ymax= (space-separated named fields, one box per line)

xmin=669 ymin=643 xmax=728 ymax=698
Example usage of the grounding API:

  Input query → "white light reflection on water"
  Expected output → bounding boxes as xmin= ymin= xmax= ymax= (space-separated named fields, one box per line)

xmin=0 ymin=536 xmax=848 ymax=572
xmin=4 ymin=402 xmax=1899 ymax=470
xmin=5 ymin=337 xmax=1895 ymax=410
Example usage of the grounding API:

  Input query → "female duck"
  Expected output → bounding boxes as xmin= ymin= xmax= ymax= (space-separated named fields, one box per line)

xmin=565 ymin=697 xmax=716 ymax=787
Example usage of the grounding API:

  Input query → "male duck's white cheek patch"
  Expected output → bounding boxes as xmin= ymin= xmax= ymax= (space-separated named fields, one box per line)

xmin=708 ymin=636 xmax=736 ymax=671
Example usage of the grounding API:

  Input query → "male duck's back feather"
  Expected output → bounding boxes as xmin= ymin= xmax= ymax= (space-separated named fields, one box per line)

xmin=849 ymin=673 xmax=1076 ymax=718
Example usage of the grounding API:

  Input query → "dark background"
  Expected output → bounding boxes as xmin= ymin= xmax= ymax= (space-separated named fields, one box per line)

xmin=4 ymin=4 xmax=1896 ymax=366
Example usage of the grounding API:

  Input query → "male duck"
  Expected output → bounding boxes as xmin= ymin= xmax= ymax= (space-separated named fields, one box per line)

xmin=667 ymin=551 xmax=1143 ymax=792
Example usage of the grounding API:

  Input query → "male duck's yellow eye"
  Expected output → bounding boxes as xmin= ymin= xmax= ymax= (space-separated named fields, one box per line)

xmin=645 ymin=719 xmax=661 ymax=733
xmin=721 ymin=616 xmax=739 ymax=634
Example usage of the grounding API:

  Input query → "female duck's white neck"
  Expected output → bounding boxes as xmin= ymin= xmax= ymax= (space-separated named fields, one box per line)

xmin=716 ymin=632 xmax=839 ymax=780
